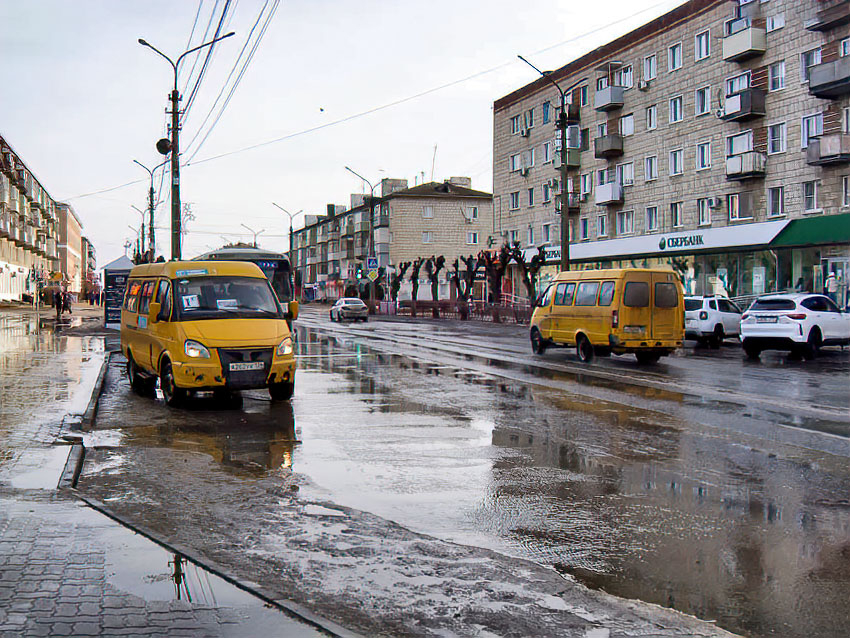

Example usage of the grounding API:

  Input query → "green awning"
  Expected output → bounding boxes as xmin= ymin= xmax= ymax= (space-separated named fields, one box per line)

xmin=770 ymin=212 xmax=850 ymax=248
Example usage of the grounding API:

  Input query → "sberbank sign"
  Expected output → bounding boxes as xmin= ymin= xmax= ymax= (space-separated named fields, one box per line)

xmin=659 ymin=234 xmax=705 ymax=251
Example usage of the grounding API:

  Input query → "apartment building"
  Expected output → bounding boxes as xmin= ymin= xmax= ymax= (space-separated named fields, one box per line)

xmin=81 ymin=236 xmax=99 ymax=298
xmin=494 ymin=0 xmax=850 ymax=302
xmin=57 ymin=203 xmax=84 ymax=295
xmin=292 ymin=177 xmax=493 ymax=300
xmin=0 ymin=135 xmax=61 ymax=302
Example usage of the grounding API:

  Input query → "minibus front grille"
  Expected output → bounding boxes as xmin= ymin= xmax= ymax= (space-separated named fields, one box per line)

xmin=218 ymin=348 xmax=273 ymax=389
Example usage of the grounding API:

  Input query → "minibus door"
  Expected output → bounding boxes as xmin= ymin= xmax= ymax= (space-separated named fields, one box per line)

xmin=621 ymin=273 xmax=652 ymax=343
xmin=650 ymin=272 xmax=680 ymax=342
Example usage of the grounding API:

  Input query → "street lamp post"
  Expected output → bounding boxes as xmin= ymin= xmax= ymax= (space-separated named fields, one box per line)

xmin=133 ymin=158 xmax=168 ymax=262
xmin=271 ymin=203 xmax=302 ymax=293
xmin=344 ymin=166 xmax=380 ymax=311
xmin=239 ymin=223 xmax=264 ymax=248
xmin=138 ymin=31 xmax=235 ymax=261
xmin=518 ymin=55 xmax=586 ymax=272
xmin=130 ymin=205 xmax=147 ymax=258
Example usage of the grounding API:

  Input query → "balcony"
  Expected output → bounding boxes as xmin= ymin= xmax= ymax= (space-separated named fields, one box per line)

xmin=563 ymin=101 xmax=581 ymax=124
xmin=594 ymin=134 xmax=624 ymax=159
xmin=594 ymin=86 xmax=624 ymax=112
xmin=0 ymin=212 xmax=8 ymax=238
xmin=375 ymin=213 xmax=390 ymax=227
xmin=806 ymin=1 xmax=850 ymax=31
xmin=722 ymin=21 xmax=766 ymax=62
xmin=807 ymin=134 xmax=850 ymax=165
xmin=595 ymin=182 xmax=624 ymax=206
xmin=566 ymin=192 xmax=582 ymax=210
xmin=721 ymin=88 xmax=766 ymax=122
xmin=553 ymin=148 xmax=582 ymax=169
xmin=809 ymin=57 xmax=850 ymax=99
xmin=726 ymin=151 xmax=766 ymax=180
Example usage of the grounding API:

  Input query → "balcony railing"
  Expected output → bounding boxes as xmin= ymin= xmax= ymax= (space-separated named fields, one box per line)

xmin=566 ymin=192 xmax=582 ymax=209
xmin=726 ymin=150 xmax=766 ymax=180
xmin=0 ymin=211 xmax=8 ymax=238
xmin=807 ymin=134 xmax=850 ymax=165
xmin=595 ymin=182 xmax=624 ymax=206
xmin=594 ymin=134 xmax=624 ymax=159
xmin=809 ymin=57 xmax=850 ymax=99
xmin=722 ymin=22 xmax=766 ymax=62
xmin=806 ymin=1 xmax=850 ymax=31
xmin=375 ymin=214 xmax=390 ymax=227
xmin=553 ymin=148 xmax=582 ymax=168
xmin=593 ymin=86 xmax=625 ymax=112
xmin=721 ymin=87 xmax=766 ymax=122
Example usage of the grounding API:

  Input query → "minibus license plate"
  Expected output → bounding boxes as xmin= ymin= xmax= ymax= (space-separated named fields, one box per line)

xmin=230 ymin=362 xmax=264 ymax=372
xmin=756 ymin=316 xmax=777 ymax=323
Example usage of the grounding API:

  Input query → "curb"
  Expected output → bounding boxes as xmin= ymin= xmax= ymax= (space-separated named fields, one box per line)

xmin=57 ymin=442 xmax=85 ymax=489
xmin=73 ymin=493 xmax=361 ymax=638
xmin=82 ymin=350 xmax=116 ymax=429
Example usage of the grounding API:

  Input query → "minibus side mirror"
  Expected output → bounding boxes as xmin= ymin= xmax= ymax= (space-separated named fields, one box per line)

xmin=149 ymin=301 xmax=161 ymax=324
xmin=286 ymin=300 xmax=299 ymax=321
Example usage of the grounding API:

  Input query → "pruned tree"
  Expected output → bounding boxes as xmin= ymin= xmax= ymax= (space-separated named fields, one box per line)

xmin=449 ymin=254 xmax=481 ymax=320
xmin=409 ymin=258 xmax=423 ymax=317
xmin=510 ymin=243 xmax=547 ymax=300
xmin=391 ymin=262 xmax=411 ymax=302
xmin=422 ymin=255 xmax=446 ymax=318
xmin=478 ymin=244 xmax=512 ymax=322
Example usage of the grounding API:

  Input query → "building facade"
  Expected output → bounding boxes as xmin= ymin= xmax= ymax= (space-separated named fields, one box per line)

xmin=81 ymin=236 xmax=99 ymax=298
xmin=57 ymin=203 xmax=83 ymax=295
xmin=494 ymin=0 xmax=850 ymax=306
xmin=0 ymin=135 xmax=61 ymax=302
xmin=292 ymin=178 xmax=493 ymax=301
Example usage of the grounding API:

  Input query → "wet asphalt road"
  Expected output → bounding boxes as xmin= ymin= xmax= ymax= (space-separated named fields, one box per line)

xmin=75 ymin=306 xmax=850 ymax=637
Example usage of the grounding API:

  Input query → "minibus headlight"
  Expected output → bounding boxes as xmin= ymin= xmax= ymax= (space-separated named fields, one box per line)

xmin=276 ymin=336 xmax=293 ymax=357
xmin=184 ymin=340 xmax=211 ymax=359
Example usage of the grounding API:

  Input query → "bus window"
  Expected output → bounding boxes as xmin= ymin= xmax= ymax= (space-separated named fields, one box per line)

xmin=598 ymin=281 xmax=615 ymax=306
xmin=655 ymin=282 xmax=679 ymax=308
xmin=624 ymin=281 xmax=649 ymax=307
xmin=575 ymin=282 xmax=600 ymax=306
xmin=554 ymin=282 xmax=576 ymax=306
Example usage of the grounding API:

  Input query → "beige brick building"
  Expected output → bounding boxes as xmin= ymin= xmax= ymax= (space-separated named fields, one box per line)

xmin=293 ymin=177 xmax=493 ymax=301
xmin=57 ymin=203 xmax=83 ymax=295
xmin=494 ymin=0 xmax=850 ymax=306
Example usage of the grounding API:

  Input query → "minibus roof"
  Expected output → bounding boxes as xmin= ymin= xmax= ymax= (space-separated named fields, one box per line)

xmin=554 ymin=267 xmax=677 ymax=278
xmin=127 ymin=260 xmax=266 ymax=279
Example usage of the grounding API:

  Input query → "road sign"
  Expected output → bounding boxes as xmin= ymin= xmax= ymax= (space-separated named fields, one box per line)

xmin=367 ymin=270 xmax=379 ymax=282
xmin=366 ymin=257 xmax=378 ymax=270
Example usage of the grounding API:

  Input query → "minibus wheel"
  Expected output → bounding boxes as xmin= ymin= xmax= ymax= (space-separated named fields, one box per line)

xmin=160 ymin=360 xmax=187 ymax=407
xmin=576 ymin=335 xmax=594 ymax=363
xmin=127 ymin=355 xmax=155 ymax=396
xmin=270 ymin=380 xmax=294 ymax=401
xmin=530 ymin=328 xmax=548 ymax=355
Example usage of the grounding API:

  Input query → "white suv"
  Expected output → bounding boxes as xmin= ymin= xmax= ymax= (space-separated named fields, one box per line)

xmin=741 ymin=293 xmax=850 ymax=360
xmin=684 ymin=296 xmax=742 ymax=347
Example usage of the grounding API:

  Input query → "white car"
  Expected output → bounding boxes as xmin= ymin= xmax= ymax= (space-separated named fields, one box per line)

xmin=684 ymin=296 xmax=743 ymax=347
xmin=741 ymin=293 xmax=850 ymax=360
xmin=330 ymin=297 xmax=369 ymax=322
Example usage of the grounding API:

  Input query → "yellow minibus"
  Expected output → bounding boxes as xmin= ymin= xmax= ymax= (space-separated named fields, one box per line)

xmin=529 ymin=268 xmax=684 ymax=364
xmin=120 ymin=260 xmax=298 ymax=405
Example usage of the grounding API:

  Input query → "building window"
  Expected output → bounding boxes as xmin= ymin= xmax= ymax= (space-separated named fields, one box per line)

xmin=422 ymin=231 xmax=434 ymax=243
xmin=510 ymin=115 xmax=521 ymax=135
xmin=803 ymin=181 xmax=818 ymax=212
xmin=842 ymin=39 xmax=850 ymax=58
xmin=579 ymin=218 xmax=589 ymax=240
xmin=527 ymin=187 xmax=535 ymax=206
xmin=466 ymin=231 xmax=478 ymax=245
xmin=616 ymin=210 xmax=634 ymax=235
xmin=619 ymin=113 xmax=635 ymax=137
xmin=524 ymin=107 xmax=535 ymax=128
xmin=526 ymin=225 xmax=534 ymax=246
xmin=645 ymin=155 xmax=658 ymax=181
xmin=597 ymin=121 xmax=608 ymax=138
xmin=646 ymin=104 xmax=657 ymax=130
xmin=542 ymin=101 xmax=551 ymax=124
xmin=422 ymin=206 xmax=434 ymax=219
xmin=579 ymin=85 xmax=588 ymax=106
xmin=726 ymin=72 xmax=750 ymax=95
xmin=769 ymin=61 xmax=785 ymax=91
xmin=695 ymin=30 xmax=710 ymax=60
xmin=727 ymin=130 xmax=753 ymax=156
xmin=509 ymin=191 xmax=520 ymax=210
xmin=671 ymin=201 xmax=683 ymax=227
xmin=597 ymin=214 xmax=608 ymax=237
xmin=668 ymin=42 xmax=682 ymax=71
xmin=644 ymin=54 xmax=657 ymax=80
xmin=766 ymin=13 xmax=785 ymax=32
xmin=542 ymin=182 xmax=551 ymax=202
xmin=543 ymin=140 xmax=553 ymax=163
xmin=580 ymin=173 xmax=592 ymax=195
xmin=510 ymin=230 xmax=519 ymax=244
xmin=597 ymin=167 xmax=613 ymax=186
xmin=694 ymin=87 xmax=710 ymax=116
xmin=646 ymin=206 xmax=658 ymax=231
xmin=542 ymin=223 xmax=551 ymax=243
xmin=509 ymin=154 xmax=521 ymax=172
xmin=616 ymin=65 xmax=633 ymax=89
xmin=768 ymin=186 xmax=784 ymax=217
xmin=768 ymin=123 xmax=786 ymax=154
xmin=728 ymin=193 xmax=752 ymax=220
xmin=669 ymin=96 xmax=683 ymax=123
xmin=801 ymin=113 xmax=823 ymax=148
xmin=669 ymin=149 xmax=684 ymax=175
xmin=697 ymin=198 xmax=711 ymax=226
xmin=844 ymin=108 xmax=850 ymax=133
xmin=696 ymin=142 xmax=711 ymax=170
xmin=467 ymin=206 xmax=479 ymax=220
xmin=801 ymin=48 xmax=822 ymax=83
xmin=844 ymin=177 xmax=850 ymax=207
xmin=616 ymin=162 xmax=634 ymax=186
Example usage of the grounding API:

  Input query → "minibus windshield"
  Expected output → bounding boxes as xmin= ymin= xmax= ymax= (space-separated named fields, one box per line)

xmin=173 ymin=276 xmax=282 ymax=320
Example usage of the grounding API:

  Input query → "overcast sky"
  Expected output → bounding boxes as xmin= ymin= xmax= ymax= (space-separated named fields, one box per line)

xmin=0 ymin=0 xmax=685 ymax=267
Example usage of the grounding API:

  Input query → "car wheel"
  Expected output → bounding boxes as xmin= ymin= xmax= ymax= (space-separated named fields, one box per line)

xmin=269 ymin=380 xmax=294 ymax=401
xmin=743 ymin=340 xmax=761 ymax=360
xmin=330 ymin=311 xmax=335 ymax=322
xmin=160 ymin=360 xmax=187 ymax=407
xmin=530 ymin=328 xmax=548 ymax=355
xmin=803 ymin=328 xmax=822 ymax=361
xmin=710 ymin=325 xmax=724 ymax=349
xmin=576 ymin=334 xmax=594 ymax=363
xmin=362 ymin=317 xmax=368 ymax=323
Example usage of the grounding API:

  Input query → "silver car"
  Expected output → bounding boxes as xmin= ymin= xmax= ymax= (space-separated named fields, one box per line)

xmin=330 ymin=297 xmax=368 ymax=322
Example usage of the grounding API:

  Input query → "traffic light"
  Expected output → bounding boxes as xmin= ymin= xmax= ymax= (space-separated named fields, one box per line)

xmin=356 ymin=263 xmax=363 ymax=279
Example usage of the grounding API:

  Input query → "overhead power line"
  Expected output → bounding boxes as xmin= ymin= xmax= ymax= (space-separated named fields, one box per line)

xmin=183 ymin=0 xmax=233 ymax=119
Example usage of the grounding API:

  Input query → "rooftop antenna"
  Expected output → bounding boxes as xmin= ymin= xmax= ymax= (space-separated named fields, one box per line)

xmin=430 ymin=144 xmax=438 ymax=182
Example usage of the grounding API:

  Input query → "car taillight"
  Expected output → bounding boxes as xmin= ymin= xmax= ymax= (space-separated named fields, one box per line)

xmin=699 ymin=311 xmax=708 ymax=320
xmin=785 ymin=313 xmax=807 ymax=320
xmin=612 ymin=309 xmax=619 ymax=328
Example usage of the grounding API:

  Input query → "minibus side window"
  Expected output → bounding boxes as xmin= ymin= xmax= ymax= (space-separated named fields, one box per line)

xmin=598 ymin=281 xmax=615 ymax=306
xmin=623 ymin=281 xmax=649 ymax=307
xmin=156 ymin=280 xmax=172 ymax=320
xmin=125 ymin=280 xmax=143 ymax=313
xmin=554 ymin=282 xmax=576 ymax=306
xmin=575 ymin=281 xmax=599 ymax=306
xmin=138 ymin=281 xmax=156 ymax=314
xmin=655 ymin=282 xmax=679 ymax=308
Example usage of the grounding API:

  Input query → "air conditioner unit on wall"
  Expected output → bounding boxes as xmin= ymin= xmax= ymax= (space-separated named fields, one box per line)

xmin=520 ymin=127 xmax=530 ymax=137
xmin=637 ymin=79 xmax=650 ymax=91
xmin=708 ymin=196 xmax=723 ymax=209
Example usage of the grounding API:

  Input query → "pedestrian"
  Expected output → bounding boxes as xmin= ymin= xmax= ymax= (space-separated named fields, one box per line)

xmin=795 ymin=277 xmax=805 ymax=292
xmin=63 ymin=290 xmax=73 ymax=315
xmin=824 ymin=271 xmax=839 ymax=303
xmin=53 ymin=289 xmax=62 ymax=320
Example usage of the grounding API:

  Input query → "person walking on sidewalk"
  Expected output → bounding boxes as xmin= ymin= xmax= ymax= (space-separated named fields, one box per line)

xmin=62 ymin=289 xmax=73 ymax=315
xmin=53 ymin=289 xmax=62 ymax=321
xmin=824 ymin=271 xmax=839 ymax=304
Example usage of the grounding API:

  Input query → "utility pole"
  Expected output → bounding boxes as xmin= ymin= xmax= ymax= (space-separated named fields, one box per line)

xmin=271 ymin=203 xmax=302 ymax=295
xmin=344 ymin=166 xmax=379 ymax=312
xmin=518 ymin=55 xmax=586 ymax=272
xmin=139 ymin=31 xmax=235 ymax=261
